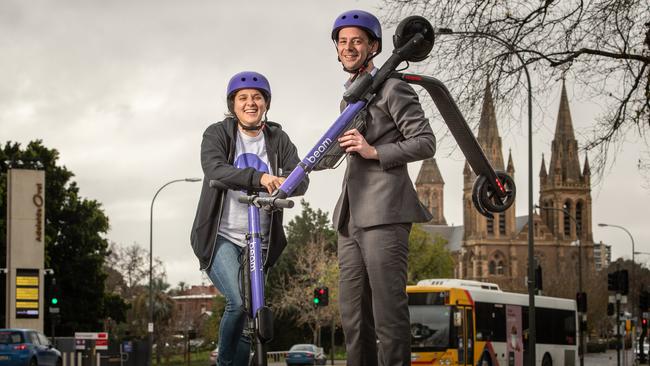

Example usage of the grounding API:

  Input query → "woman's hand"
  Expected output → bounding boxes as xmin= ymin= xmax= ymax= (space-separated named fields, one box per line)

xmin=260 ymin=173 xmax=285 ymax=194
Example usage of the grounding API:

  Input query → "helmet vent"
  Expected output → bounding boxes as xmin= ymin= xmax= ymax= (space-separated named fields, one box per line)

xmin=353 ymin=15 xmax=359 ymax=19
xmin=253 ymin=77 xmax=258 ymax=81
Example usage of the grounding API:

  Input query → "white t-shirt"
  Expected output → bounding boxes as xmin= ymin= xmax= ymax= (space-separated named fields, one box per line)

xmin=218 ymin=129 xmax=271 ymax=247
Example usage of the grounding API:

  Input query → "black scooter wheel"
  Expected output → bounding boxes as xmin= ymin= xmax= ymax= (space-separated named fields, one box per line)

xmin=476 ymin=171 xmax=516 ymax=213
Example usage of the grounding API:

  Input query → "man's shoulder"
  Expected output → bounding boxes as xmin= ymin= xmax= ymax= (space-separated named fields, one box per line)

xmin=379 ymin=76 xmax=414 ymax=93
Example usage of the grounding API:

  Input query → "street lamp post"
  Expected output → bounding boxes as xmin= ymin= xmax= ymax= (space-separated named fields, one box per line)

xmin=149 ymin=178 xmax=201 ymax=366
xmin=436 ymin=28 xmax=536 ymax=365
xmin=536 ymin=204 xmax=585 ymax=366
xmin=598 ymin=223 xmax=636 ymax=352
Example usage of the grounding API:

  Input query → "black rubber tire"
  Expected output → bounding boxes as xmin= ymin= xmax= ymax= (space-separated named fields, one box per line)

xmin=479 ymin=171 xmax=516 ymax=213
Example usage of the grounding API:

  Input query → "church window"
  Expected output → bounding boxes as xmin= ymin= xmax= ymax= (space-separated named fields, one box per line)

xmin=497 ymin=261 xmax=505 ymax=275
xmin=489 ymin=261 xmax=496 ymax=275
xmin=487 ymin=216 xmax=494 ymax=234
xmin=544 ymin=201 xmax=554 ymax=233
xmin=563 ymin=200 xmax=572 ymax=238
xmin=576 ymin=201 xmax=583 ymax=238
xmin=499 ymin=214 xmax=506 ymax=235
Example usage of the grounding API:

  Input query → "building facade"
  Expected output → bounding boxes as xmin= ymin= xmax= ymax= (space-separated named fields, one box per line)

xmin=417 ymin=82 xmax=599 ymax=293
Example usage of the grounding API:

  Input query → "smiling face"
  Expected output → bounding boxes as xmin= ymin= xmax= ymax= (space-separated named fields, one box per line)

xmin=336 ymin=27 xmax=378 ymax=72
xmin=232 ymin=88 xmax=267 ymax=129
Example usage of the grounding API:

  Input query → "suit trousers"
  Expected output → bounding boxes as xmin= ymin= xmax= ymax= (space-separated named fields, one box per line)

xmin=338 ymin=213 xmax=412 ymax=366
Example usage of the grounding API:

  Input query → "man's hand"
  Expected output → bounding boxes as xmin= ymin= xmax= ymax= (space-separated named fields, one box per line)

xmin=260 ymin=173 xmax=285 ymax=194
xmin=338 ymin=128 xmax=378 ymax=159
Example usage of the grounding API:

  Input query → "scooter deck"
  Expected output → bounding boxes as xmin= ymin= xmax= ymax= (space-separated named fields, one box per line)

xmin=391 ymin=72 xmax=506 ymax=198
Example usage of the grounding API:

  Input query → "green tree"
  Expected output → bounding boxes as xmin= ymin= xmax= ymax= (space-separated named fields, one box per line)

xmin=0 ymin=140 xmax=112 ymax=334
xmin=266 ymin=200 xmax=337 ymax=350
xmin=408 ymin=224 xmax=454 ymax=284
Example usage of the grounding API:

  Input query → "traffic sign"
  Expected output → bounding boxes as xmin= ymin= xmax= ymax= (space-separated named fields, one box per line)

xmin=75 ymin=332 xmax=108 ymax=340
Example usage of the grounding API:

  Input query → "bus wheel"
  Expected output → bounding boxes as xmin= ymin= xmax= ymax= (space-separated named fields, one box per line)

xmin=479 ymin=353 xmax=492 ymax=366
xmin=541 ymin=353 xmax=553 ymax=366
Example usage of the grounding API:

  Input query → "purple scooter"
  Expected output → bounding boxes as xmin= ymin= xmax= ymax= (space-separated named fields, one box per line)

xmin=209 ymin=179 xmax=293 ymax=366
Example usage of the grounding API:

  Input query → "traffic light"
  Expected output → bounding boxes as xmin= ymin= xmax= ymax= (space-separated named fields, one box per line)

xmin=608 ymin=271 xmax=618 ymax=291
xmin=319 ymin=287 xmax=329 ymax=306
xmin=640 ymin=290 xmax=649 ymax=311
xmin=618 ymin=270 xmax=629 ymax=295
xmin=643 ymin=317 xmax=648 ymax=332
xmin=313 ymin=287 xmax=320 ymax=305
xmin=312 ymin=286 xmax=329 ymax=307
xmin=576 ymin=292 xmax=587 ymax=312
xmin=48 ymin=278 xmax=61 ymax=310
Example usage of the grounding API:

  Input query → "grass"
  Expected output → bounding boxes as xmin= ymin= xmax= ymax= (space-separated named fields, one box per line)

xmin=154 ymin=349 xmax=211 ymax=366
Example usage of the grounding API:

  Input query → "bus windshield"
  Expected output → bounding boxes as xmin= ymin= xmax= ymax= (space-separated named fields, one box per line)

xmin=410 ymin=304 xmax=452 ymax=351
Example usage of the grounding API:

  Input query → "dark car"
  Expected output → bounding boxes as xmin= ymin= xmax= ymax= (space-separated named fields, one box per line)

xmin=285 ymin=344 xmax=326 ymax=365
xmin=209 ymin=345 xmax=218 ymax=366
xmin=0 ymin=329 xmax=62 ymax=366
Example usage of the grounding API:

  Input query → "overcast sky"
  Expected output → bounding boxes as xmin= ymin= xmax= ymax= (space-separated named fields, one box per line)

xmin=3 ymin=1 xmax=649 ymax=288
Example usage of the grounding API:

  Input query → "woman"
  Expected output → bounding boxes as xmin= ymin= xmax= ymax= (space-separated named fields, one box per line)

xmin=190 ymin=71 xmax=308 ymax=365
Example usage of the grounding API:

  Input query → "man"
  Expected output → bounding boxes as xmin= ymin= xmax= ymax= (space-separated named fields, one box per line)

xmin=330 ymin=10 xmax=436 ymax=366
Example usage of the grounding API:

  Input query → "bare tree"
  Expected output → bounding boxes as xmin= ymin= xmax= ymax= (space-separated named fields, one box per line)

xmin=270 ymin=234 xmax=340 ymax=345
xmin=379 ymin=0 xmax=650 ymax=179
xmin=105 ymin=242 xmax=166 ymax=300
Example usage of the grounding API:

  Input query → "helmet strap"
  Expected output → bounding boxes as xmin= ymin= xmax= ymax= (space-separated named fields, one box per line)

xmin=342 ymin=52 xmax=378 ymax=75
xmin=237 ymin=112 xmax=267 ymax=132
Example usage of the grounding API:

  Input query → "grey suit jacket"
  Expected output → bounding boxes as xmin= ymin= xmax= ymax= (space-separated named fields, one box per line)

xmin=332 ymin=77 xmax=435 ymax=229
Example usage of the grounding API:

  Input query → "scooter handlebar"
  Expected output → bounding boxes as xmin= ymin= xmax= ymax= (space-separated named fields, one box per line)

xmin=237 ymin=195 xmax=294 ymax=209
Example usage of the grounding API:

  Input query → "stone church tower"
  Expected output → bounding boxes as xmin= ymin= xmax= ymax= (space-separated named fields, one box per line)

xmin=416 ymin=158 xmax=447 ymax=225
xmin=462 ymin=81 xmax=517 ymax=242
xmin=416 ymin=81 xmax=596 ymax=293
xmin=539 ymin=82 xmax=593 ymax=244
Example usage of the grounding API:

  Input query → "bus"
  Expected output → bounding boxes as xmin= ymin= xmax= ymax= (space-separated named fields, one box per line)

xmin=408 ymin=279 xmax=578 ymax=366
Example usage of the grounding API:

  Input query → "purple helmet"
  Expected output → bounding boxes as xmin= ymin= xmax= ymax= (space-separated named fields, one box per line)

xmin=331 ymin=10 xmax=382 ymax=54
xmin=226 ymin=71 xmax=271 ymax=102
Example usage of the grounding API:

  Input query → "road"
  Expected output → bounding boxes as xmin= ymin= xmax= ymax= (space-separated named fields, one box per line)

xmin=266 ymin=350 xmax=637 ymax=366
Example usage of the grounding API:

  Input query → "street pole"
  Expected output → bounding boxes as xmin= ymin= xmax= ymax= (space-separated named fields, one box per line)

xmin=599 ymin=223 xmax=636 ymax=358
xmin=148 ymin=177 xmax=200 ymax=366
xmin=536 ymin=205 xmax=584 ymax=366
xmin=436 ymin=28 xmax=536 ymax=365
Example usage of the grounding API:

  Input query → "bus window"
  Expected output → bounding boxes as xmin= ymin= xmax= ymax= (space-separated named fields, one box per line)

xmin=409 ymin=302 xmax=453 ymax=352
xmin=476 ymin=302 xmax=506 ymax=342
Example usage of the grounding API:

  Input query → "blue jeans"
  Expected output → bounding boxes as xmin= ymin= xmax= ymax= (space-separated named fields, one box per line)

xmin=207 ymin=236 xmax=251 ymax=366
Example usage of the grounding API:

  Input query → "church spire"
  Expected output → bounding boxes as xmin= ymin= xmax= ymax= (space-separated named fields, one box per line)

xmin=416 ymin=157 xmax=444 ymax=185
xmin=539 ymin=153 xmax=547 ymax=178
xmin=548 ymin=81 xmax=582 ymax=183
xmin=415 ymin=158 xmax=447 ymax=225
xmin=477 ymin=79 xmax=505 ymax=170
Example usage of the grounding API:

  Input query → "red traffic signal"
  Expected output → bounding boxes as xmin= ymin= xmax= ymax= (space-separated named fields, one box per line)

xmin=312 ymin=286 xmax=329 ymax=306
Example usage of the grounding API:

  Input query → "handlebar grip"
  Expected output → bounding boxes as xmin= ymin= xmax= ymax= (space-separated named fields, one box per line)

xmin=270 ymin=198 xmax=294 ymax=209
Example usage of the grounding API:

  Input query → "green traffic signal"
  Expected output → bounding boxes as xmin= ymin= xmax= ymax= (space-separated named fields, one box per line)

xmin=313 ymin=298 xmax=319 ymax=304
xmin=51 ymin=298 xmax=58 ymax=305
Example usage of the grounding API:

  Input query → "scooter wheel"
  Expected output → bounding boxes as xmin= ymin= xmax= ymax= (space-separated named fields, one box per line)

xmin=476 ymin=171 xmax=516 ymax=213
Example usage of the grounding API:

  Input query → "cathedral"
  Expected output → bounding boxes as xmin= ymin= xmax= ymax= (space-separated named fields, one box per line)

xmin=416 ymin=82 xmax=598 ymax=293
